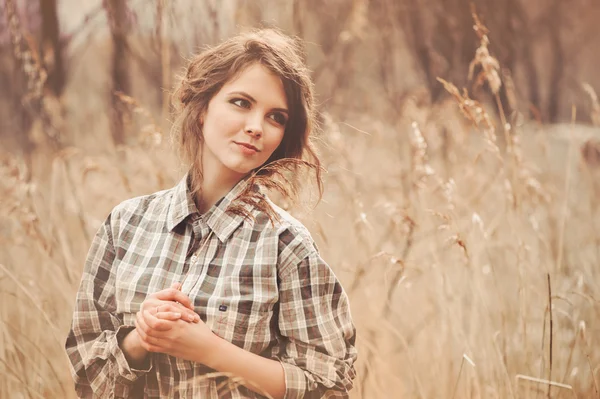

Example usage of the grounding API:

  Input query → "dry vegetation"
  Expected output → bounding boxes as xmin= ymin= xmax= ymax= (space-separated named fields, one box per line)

xmin=1 ymin=0 xmax=600 ymax=398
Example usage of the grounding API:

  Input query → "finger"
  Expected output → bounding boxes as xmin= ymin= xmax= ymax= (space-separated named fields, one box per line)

xmin=138 ymin=309 xmax=170 ymax=335
xmin=155 ymin=311 xmax=183 ymax=321
xmin=154 ymin=288 xmax=193 ymax=310
xmin=166 ymin=302 xmax=199 ymax=322
xmin=143 ymin=293 xmax=198 ymax=321
xmin=170 ymin=282 xmax=182 ymax=291
xmin=140 ymin=298 xmax=162 ymax=313
xmin=135 ymin=312 xmax=150 ymax=340
xmin=140 ymin=339 xmax=160 ymax=353
xmin=135 ymin=318 xmax=162 ymax=352
xmin=151 ymin=301 xmax=197 ymax=323
xmin=142 ymin=300 xmax=173 ymax=314
xmin=143 ymin=309 xmax=175 ymax=332
xmin=156 ymin=303 xmax=191 ymax=319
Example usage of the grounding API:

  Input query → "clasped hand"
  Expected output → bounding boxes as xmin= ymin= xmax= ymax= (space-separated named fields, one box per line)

xmin=134 ymin=282 xmax=218 ymax=364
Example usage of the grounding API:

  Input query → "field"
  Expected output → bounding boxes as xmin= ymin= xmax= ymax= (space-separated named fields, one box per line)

xmin=1 ymin=1 xmax=600 ymax=398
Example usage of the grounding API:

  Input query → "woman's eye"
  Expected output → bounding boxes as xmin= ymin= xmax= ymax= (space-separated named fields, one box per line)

xmin=231 ymin=98 xmax=251 ymax=109
xmin=270 ymin=113 xmax=287 ymax=126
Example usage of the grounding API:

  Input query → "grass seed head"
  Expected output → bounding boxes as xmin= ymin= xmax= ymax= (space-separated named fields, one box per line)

xmin=468 ymin=7 xmax=502 ymax=95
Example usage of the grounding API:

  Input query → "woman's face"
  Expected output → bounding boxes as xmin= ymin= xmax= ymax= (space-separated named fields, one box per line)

xmin=200 ymin=63 xmax=288 ymax=182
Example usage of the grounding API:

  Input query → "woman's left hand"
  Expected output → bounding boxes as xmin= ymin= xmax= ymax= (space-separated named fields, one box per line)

xmin=135 ymin=308 xmax=219 ymax=364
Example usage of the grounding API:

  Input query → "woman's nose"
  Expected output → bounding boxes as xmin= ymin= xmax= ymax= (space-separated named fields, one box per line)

xmin=245 ymin=127 xmax=262 ymax=138
xmin=244 ymin=116 xmax=263 ymax=138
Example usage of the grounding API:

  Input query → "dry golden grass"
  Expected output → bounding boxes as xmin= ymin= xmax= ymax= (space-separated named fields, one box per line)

xmin=1 ymin=5 xmax=600 ymax=399
xmin=3 ymin=91 xmax=600 ymax=398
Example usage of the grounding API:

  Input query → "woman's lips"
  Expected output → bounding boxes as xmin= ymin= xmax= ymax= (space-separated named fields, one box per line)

xmin=234 ymin=142 xmax=259 ymax=155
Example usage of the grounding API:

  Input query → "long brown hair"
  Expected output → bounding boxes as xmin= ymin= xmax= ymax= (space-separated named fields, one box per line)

xmin=171 ymin=28 xmax=323 ymax=218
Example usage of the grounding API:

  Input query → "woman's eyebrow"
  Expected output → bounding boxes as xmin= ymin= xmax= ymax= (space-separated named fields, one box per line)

xmin=228 ymin=91 xmax=289 ymax=114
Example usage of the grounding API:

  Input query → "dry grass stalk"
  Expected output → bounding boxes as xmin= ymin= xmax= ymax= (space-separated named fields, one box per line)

xmin=578 ymin=321 xmax=600 ymax=396
xmin=156 ymin=0 xmax=172 ymax=129
xmin=409 ymin=122 xmax=470 ymax=265
xmin=114 ymin=91 xmax=163 ymax=146
xmin=509 ymin=133 xmax=551 ymax=205
xmin=464 ymin=8 xmax=550 ymax=207
xmin=4 ymin=0 xmax=46 ymax=102
xmin=468 ymin=6 xmax=515 ymax=164
xmin=555 ymin=106 xmax=577 ymax=275
xmin=515 ymin=374 xmax=573 ymax=391
xmin=1 ymin=158 xmax=49 ymax=250
xmin=451 ymin=354 xmax=476 ymax=399
xmin=468 ymin=7 xmax=502 ymax=96
xmin=409 ymin=121 xmax=434 ymax=190
xmin=0 ymin=261 xmax=62 ymax=344
xmin=502 ymin=69 xmax=519 ymax=113
xmin=229 ymin=158 xmax=322 ymax=225
xmin=547 ymin=273 xmax=554 ymax=399
xmin=4 ymin=0 xmax=62 ymax=145
xmin=581 ymin=82 xmax=600 ymax=126
xmin=580 ymin=83 xmax=600 ymax=168
xmin=437 ymin=78 xmax=500 ymax=157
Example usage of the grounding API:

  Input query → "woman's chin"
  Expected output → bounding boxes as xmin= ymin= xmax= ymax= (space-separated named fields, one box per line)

xmin=223 ymin=163 xmax=256 ymax=177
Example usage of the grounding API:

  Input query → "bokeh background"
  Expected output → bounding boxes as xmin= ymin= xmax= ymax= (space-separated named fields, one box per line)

xmin=1 ymin=0 xmax=600 ymax=397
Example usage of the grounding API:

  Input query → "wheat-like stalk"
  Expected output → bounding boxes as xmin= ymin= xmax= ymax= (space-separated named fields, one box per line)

xmin=227 ymin=158 xmax=323 ymax=225
xmin=468 ymin=6 xmax=502 ymax=96
xmin=582 ymin=83 xmax=600 ymax=127
xmin=4 ymin=0 xmax=62 ymax=145
xmin=437 ymin=77 xmax=500 ymax=157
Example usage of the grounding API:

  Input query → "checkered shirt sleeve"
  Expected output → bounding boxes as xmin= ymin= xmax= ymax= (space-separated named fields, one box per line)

xmin=276 ymin=227 xmax=358 ymax=398
xmin=65 ymin=212 xmax=151 ymax=398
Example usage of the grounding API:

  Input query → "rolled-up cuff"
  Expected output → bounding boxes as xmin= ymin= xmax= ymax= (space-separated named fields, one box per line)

xmin=111 ymin=325 xmax=152 ymax=383
xmin=278 ymin=360 xmax=307 ymax=399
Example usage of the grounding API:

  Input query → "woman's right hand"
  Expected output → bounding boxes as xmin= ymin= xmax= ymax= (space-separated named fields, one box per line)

xmin=141 ymin=282 xmax=200 ymax=323
xmin=121 ymin=283 xmax=199 ymax=367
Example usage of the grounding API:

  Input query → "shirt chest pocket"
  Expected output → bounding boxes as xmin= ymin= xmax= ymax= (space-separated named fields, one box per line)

xmin=209 ymin=265 xmax=279 ymax=351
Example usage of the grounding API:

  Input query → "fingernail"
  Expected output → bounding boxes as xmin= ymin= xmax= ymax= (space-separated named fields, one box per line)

xmin=175 ymin=312 xmax=181 ymax=318
xmin=188 ymin=314 xmax=195 ymax=322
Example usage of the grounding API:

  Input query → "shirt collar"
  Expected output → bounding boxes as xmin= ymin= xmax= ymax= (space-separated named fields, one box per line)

xmin=166 ymin=173 xmax=257 ymax=242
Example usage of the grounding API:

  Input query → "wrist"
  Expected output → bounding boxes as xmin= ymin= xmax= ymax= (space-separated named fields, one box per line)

xmin=201 ymin=333 xmax=226 ymax=370
xmin=121 ymin=329 xmax=149 ymax=368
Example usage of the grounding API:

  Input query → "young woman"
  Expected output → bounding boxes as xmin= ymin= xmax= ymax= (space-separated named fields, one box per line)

xmin=65 ymin=29 xmax=357 ymax=398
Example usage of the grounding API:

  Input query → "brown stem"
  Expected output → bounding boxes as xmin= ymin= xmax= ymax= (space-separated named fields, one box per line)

xmin=547 ymin=273 xmax=553 ymax=399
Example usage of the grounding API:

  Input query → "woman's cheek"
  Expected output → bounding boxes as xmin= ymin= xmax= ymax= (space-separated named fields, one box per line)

xmin=268 ymin=126 xmax=285 ymax=147
xmin=214 ymin=108 xmax=242 ymax=131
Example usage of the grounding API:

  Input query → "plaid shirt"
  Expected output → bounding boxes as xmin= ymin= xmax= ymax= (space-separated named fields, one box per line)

xmin=65 ymin=174 xmax=357 ymax=398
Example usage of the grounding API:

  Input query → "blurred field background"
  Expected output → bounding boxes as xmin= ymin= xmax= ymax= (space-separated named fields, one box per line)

xmin=1 ymin=0 xmax=600 ymax=398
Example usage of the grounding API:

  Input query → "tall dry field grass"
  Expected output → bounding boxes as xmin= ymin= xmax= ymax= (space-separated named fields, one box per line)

xmin=1 ymin=2 xmax=600 ymax=398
